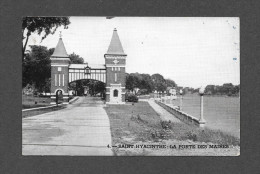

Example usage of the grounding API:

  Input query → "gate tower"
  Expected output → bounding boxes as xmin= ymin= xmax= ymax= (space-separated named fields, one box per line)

xmin=50 ymin=36 xmax=70 ymax=104
xmin=105 ymin=28 xmax=127 ymax=104
xmin=50 ymin=28 xmax=127 ymax=104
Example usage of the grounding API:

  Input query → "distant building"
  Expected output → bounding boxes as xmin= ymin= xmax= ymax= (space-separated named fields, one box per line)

xmin=166 ymin=87 xmax=177 ymax=99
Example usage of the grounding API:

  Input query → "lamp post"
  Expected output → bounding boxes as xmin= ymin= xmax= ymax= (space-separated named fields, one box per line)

xmin=179 ymin=89 xmax=183 ymax=110
xmin=199 ymin=87 xmax=206 ymax=128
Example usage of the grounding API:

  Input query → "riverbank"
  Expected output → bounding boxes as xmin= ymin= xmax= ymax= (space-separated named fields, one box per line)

xmin=104 ymin=101 xmax=240 ymax=156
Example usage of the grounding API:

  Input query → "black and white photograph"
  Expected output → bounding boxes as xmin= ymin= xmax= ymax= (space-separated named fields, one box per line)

xmin=22 ymin=17 xmax=240 ymax=156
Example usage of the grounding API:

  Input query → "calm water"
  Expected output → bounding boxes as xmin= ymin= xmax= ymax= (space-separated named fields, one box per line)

xmin=169 ymin=94 xmax=240 ymax=138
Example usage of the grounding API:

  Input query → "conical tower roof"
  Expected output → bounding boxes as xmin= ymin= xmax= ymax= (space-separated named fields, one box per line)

xmin=106 ymin=28 xmax=126 ymax=55
xmin=51 ymin=38 xmax=69 ymax=57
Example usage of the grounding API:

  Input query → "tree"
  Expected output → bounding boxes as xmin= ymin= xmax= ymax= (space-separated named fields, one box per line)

xmin=202 ymin=83 xmax=240 ymax=96
xmin=233 ymin=85 xmax=240 ymax=94
xmin=151 ymin=73 xmax=167 ymax=92
xmin=69 ymin=52 xmax=84 ymax=64
xmin=69 ymin=80 xmax=105 ymax=96
xmin=205 ymin=85 xmax=215 ymax=95
xmin=222 ymin=83 xmax=234 ymax=95
xmin=166 ymin=79 xmax=177 ymax=87
xmin=126 ymin=73 xmax=140 ymax=92
xmin=22 ymin=45 xmax=53 ymax=92
xmin=22 ymin=17 xmax=70 ymax=60
xmin=139 ymin=74 xmax=154 ymax=93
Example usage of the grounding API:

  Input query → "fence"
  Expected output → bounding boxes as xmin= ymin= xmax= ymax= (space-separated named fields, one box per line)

xmin=155 ymin=99 xmax=202 ymax=127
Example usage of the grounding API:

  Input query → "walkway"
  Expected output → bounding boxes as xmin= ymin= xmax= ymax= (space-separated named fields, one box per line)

xmin=147 ymin=99 xmax=181 ymax=123
xmin=22 ymin=96 xmax=113 ymax=156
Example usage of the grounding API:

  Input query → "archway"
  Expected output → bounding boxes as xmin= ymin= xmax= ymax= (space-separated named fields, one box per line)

xmin=69 ymin=79 xmax=106 ymax=99
xmin=50 ymin=28 xmax=127 ymax=105
xmin=55 ymin=89 xmax=63 ymax=105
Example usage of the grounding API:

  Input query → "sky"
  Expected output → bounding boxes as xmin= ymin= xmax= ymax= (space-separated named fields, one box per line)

xmin=25 ymin=17 xmax=240 ymax=88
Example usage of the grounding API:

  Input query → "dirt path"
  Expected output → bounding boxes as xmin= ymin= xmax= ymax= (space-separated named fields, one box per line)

xmin=147 ymin=99 xmax=181 ymax=123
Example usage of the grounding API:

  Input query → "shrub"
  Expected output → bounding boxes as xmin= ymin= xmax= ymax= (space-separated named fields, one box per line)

xmin=160 ymin=120 xmax=172 ymax=130
xmin=126 ymin=93 xmax=138 ymax=102
xmin=186 ymin=131 xmax=198 ymax=141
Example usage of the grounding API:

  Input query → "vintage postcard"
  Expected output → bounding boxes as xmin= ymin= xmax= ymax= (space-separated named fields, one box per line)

xmin=22 ymin=17 xmax=240 ymax=156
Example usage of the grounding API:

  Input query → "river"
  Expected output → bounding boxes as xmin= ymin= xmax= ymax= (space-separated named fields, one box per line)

xmin=170 ymin=94 xmax=240 ymax=138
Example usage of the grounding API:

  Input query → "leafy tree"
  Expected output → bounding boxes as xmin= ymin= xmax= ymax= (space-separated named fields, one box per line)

xmin=69 ymin=79 xmax=105 ymax=96
xmin=233 ymin=85 xmax=240 ymax=94
xmin=69 ymin=52 xmax=84 ymax=64
xmin=223 ymin=83 xmax=234 ymax=94
xmin=205 ymin=85 xmax=215 ymax=95
xmin=166 ymin=79 xmax=177 ymax=87
xmin=91 ymin=81 xmax=106 ymax=96
xmin=126 ymin=73 xmax=140 ymax=92
xmin=43 ymin=78 xmax=51 ymax=93
xmin=151 ymin=73 xmax=167 ymax=92
xmin=203 ymin=83 xmax=239 ymax=96
xmin=125 ymin=73 xmax=175 ymax=94
xmin=22 ymin=17 xmax=70 ymax=60
xmin=22 ymin=45 xmax=52 ymax=91
xmin=139 ymin=74 xmax=154 ymax=93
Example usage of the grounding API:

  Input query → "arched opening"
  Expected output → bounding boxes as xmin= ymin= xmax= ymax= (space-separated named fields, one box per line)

xmin=69 ymin=79 xmax=106 ymax=99
xmin=113 ymin=89 xmax=118 ymax=97
xmin=56 ymin=89 xmax=63 ymax=104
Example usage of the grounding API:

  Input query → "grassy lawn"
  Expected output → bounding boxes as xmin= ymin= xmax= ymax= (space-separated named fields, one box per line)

xmin=104 ymin=101 xmax=240 ymax=156
xmin=22 ymin=95 xmax=51 ymax=109
xmin=105 ymin=101 xmax=161 ymax=143
xmin=22 ymin=94 xmax=69 ymax=117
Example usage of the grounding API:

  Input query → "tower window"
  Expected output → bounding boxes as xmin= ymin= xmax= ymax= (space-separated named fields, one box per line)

xmin=113 ymin=89 xmax=118 ymax=97
xmin=55 ymin=74 xmax=57 ymax=86
xmin=63 ymin=74 xmax=65 ymax=86
xmin=59 ymin=74 xmax=61 ymax=86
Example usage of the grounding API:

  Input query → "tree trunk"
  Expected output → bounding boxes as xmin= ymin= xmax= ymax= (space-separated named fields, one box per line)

xmin=22 ymin=32 xmax=30 ymax=61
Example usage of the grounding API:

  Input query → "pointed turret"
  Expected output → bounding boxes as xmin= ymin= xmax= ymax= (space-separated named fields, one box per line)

xmin=104 ymin=28 xmax=127 ymax=104
xmin=106 ymin=28 xmax=126 ymax=56
xmin=51 ymin=38 xmax=69 ymax=58
xmin=50 ymin=35 xmax=70 ymax=105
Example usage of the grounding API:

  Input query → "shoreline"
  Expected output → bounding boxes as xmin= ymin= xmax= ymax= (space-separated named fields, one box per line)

xmin=105 ymin=101 xmax=240 ymax=156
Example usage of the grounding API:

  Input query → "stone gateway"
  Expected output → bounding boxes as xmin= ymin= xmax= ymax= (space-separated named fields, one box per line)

xmin=50 ymin=28 xmax=126 ymax=105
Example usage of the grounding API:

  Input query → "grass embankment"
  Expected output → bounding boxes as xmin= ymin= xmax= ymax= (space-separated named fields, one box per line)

xmin=22 ymin=95 xmax=51 ymax=109
xmin=22 ymin=105 xmax=67 ymax=118
xmin=104 ymin=101 xmax=240 ymax=156
xmin=22 ymin=95 xmax=68 ymax=118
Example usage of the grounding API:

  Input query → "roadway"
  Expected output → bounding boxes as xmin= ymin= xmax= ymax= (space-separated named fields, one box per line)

xmin=22 ymin=96 xmax=113 ymax=156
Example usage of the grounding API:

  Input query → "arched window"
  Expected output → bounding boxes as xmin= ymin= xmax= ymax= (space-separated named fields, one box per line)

xmin=113 ymin=89 xmax=118 ymax=97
